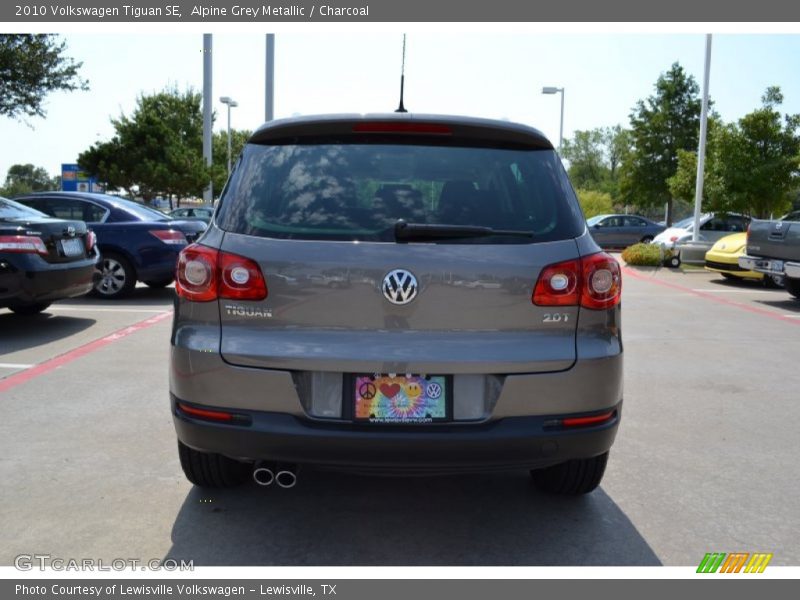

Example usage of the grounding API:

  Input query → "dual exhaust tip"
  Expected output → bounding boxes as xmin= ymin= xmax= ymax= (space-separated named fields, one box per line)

xmin=253 ymin=462 xmax=297 ymax=489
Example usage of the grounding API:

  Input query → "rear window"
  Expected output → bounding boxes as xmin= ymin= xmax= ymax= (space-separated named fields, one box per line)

xmin=217 ymin=143 xmax=585 ymax=243
xmin=0 ymin=197 xmax=48 ymax=220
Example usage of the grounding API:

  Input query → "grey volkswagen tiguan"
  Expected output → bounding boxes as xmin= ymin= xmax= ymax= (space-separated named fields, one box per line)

xmin=170 ymin=114 xmax=623 ymax=494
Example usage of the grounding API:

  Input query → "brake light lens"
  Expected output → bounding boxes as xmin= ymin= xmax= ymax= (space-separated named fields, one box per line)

xmin=533 ymin=259 xmax=580 ymax=306
xmin=669 ymin=235 xmax=679 ymax=242
xmin=533 ymin=252 xmax=621 ymax=310
xmin=85 ymin=230 xmax=97 ymax=252
xmin=176 ymin=244 xmax=267 ymax=302
xmin=0 ymin=235 xmax=48 ymax=255
xmin=562 ymin=411 xmax=616 ymax=428
xmin=352 ymin=122 xmax=452 ymax=135
xmin=150 ymin=229 xmax=188 ymax=245
xmin=581 ymin=252 xmax=622 ymax=309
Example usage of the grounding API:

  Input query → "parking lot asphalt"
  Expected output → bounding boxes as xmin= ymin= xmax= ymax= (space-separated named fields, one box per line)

xmin=1 ymin=265 xmax=798 ymax=566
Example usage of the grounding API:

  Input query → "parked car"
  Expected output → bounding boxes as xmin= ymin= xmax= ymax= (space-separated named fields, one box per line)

xmin=13 ymin=192 xmax=207 ymax=298
xmin=170 ymin=114 xmax=623 ymax=495
xmin=653 ymin=213 xmax=750 ymax=267
xmin=586 ymin=214 xmax=665 ymax=248
xmin=739 ymin=214 xmax=800 ymax=299
xmin=0 ymin=197 xmax=99 ymax=315
xmin=168 ymin=206 xmax=214 ymax=224
xmin=704 ymin=232 xmax=773 ymax=284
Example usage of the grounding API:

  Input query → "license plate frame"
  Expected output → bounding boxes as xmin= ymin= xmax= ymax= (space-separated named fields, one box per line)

xmin=346 ymin=373 xmax=452 ymax=424
xmin=60 ymin=238 xmax=84 ymax=257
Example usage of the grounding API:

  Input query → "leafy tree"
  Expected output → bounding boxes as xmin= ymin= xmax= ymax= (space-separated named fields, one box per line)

xmin=561 ymin=126 xmax=631 ymax=201
xmin=669 ymin=88 xmax=800 ymax=218
xmin=79 ymin=87 xmax=208 ymax=203
xmin=714 ymin=87 xmax=800 ymax=218
xmin=621 ymin=63 xmax=702 ymax=224
xmin=211 ymin=128 xmax=251 ymax=195
xmin=1 ymin=163 xmax=58 ymax=196
xmin=576 ymin=189 xmax=614 ymax=218
xmin=0 ymin=34 xmax=88 ymax=119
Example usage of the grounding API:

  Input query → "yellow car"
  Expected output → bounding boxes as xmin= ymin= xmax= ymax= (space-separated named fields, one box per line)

xmin=704 ymin=232 xmax=766 ymax=282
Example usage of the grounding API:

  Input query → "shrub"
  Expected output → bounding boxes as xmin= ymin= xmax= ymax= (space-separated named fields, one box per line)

xmin=576 ymin=189 xmax=614 ymax=218
xmin=621 ymin=243 xmax=672 ymax=267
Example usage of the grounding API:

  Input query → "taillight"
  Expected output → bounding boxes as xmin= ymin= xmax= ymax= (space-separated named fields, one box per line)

xmin=669 ymin=235 xmax=679 ymax=242
xmin=533 ymin=252 xmax=621 ymax=310
xmin=150 ymin=229 xmax=188 ymax=245
xmin=85 ymin=231 xmax=97 ymax=252
xmin=0 ymin=235 xmax=48 ymax=255
xmin=581 ymin=252 xmax=622 ymax=310
xmin=175 ymin=244 xmax=267 ymax=302
xmin=532 ymin=259 xmax=580 ymax=306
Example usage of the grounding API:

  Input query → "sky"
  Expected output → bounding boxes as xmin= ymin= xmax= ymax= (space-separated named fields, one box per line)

xmin=2 ymin=32 xmax=800 ymax=180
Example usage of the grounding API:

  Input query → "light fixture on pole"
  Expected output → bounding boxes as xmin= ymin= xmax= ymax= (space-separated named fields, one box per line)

xmin=542 ymin=86 xmax=565 ymax=151
xmin=219 ymin=96 xmax=238 ymax=175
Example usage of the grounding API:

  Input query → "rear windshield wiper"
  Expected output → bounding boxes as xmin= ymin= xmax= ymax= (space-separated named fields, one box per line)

xmin=394 ymin=221 xmax=534 ymax=242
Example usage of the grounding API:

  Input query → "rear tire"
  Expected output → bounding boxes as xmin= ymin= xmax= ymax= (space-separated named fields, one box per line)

xmin=94 ymin=252 xmax=136 ymax=299
xmin=721 ymin=273 xmax=736 ymax=280
xmin=666 ymin=255 xmax=681 ymax=268
xmin=785 ymin=277 xmax=800 ymax=299
xmin=178 ymin=441 xmax=250 ymax=488
xmin=9 ymin=302 xmax=51 ymax=315
xmin=530 ymin=452 xmax=609 ymax=495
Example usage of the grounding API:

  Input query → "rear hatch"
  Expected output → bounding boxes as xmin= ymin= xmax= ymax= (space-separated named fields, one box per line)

xmin=747 ymin=218 xmax=800 ymax=262
xmin=213 ymin=116 xmax=587 ymax=375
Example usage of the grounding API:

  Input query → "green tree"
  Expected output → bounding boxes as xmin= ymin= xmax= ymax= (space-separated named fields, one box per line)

xmin=561 ymin=126 xmax=631 ymax=201
xmin=715 ymin=87 xmax=800 ymax=218
xmin=0 ymin=163 xmax=58 ymax=196
xmin=576 ymin=189 xmax=614 ymax=218
xmin=211 ymin=128 xmax=251 ymax=195
xmin=0 ymin=34 xmax=88 ymax=120
xmin=79 ymin=87 xmax=208 ymax=203
xmin=621 ymin=63 xmax=702 ymax=224
xmin=669 ymin=88 xmax=800 ymax=218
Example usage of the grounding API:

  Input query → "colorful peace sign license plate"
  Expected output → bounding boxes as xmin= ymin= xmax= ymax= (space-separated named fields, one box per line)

xmin=354 ymin=374 xmax=448 ymax=423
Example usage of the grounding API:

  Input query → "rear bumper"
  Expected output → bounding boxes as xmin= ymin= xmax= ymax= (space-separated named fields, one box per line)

xmin=0 ymin=251 xmax=99 ymax=307
xmin=739 ymin=255 xmax=800 ymax=278
xmin=172 ymin=397 xmax=621 ymax=472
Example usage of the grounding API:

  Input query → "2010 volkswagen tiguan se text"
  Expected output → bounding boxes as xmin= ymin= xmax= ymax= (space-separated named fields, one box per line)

xmin=170 ymin=114 xmax=623 ymax=495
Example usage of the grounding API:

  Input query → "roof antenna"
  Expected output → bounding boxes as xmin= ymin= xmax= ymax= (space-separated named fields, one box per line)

xmin=395 ymin=34 xmax=408 ymax=113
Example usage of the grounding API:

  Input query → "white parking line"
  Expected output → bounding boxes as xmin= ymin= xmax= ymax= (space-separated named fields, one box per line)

xmin=47 ymin=307 xmax=171 ymax=314
xmin=0 ymin=363 xmax=34 ymax=369
xmin=690 ymin=289 xmax=777 ymax=294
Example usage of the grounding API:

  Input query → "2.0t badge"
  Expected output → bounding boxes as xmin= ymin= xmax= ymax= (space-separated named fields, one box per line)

xmin=382 ymin=269 xmax=418 ymax=305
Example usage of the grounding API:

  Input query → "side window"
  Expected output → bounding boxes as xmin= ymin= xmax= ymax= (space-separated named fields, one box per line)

xmin=84 ymin=203 xmax=107 ymax=223
xmin=624 ymin=216 xmax=644 ymax=227
xmin=43 ymin=198 xmax=85 ymax=220
xmin=700 ymin=218 xmax=720 ymax=231
xmin=727 ymin=216 xmax=747 ymax=232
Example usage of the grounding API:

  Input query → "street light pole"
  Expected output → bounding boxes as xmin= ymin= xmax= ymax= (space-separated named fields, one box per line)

xmin=542 ymin=86 xmax=565 ymax=150
xmin=692 ymin=34 xmax=712 ymax=241
xmin=219 ymin=96 xmax=238 ymax=175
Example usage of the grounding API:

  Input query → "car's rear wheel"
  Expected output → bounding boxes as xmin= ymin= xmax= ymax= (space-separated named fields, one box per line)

xmin=530 ymin=452 xmax=609 ymax=495
xmin=666 ymin=254 xmax=681 ymax=268
xmin=785 ymin=277 xmax=800 ymax=299
xmin=9 ymin=302 xmax=51 ymax=315
xmin=763 ymin=274 xmax=783 ymax=289
xmin=94 ymin=252 xmax=136 ymax=298
xmin=178 ymin=441 xmax=251 ymax=488
xmin=144 ymin=278 xmax=173 ymax=289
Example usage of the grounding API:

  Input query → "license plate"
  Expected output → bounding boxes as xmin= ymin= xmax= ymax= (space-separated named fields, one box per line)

xmin=61 ymin=238 xmax=84 ymax=257
xmin=354 ymin=374 xmax=448 ymax=423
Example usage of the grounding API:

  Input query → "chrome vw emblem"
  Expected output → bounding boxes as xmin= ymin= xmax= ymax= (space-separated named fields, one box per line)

xmin=382 ymin=269 xmax=418 ymax=305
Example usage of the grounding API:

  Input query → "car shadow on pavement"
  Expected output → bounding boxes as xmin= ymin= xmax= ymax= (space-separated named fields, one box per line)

xmin=57 ymin=286 xmax=176 ymax=308
xmin=0 ymin=313 xmax=95 ymax=354
xmin=163 ymin=469 xmax=661 ymax=566
xmin=755 ymin=298 xmax=800 ymax=313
